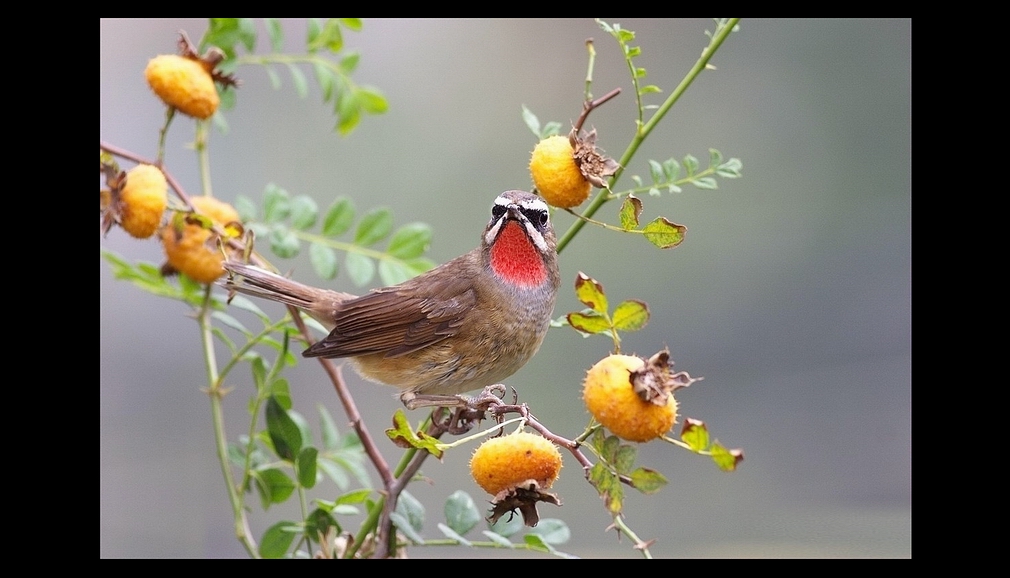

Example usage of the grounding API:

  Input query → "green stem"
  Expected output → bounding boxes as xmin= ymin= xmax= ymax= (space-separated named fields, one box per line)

xmin=200 ymin=285 xmax=258 ymax=557
xmin=556 ymin=18 xmax=740 ymax=255
xmin=195 ymin=120 xmax=213 ymax=198
xmin=612 ymin=515 xmax=653 ymax=559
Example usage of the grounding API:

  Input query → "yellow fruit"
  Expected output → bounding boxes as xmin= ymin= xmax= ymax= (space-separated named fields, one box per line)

xmin=119 ymin=164 xmax=167 ymax=239
xmin=529 ymin=135 xmax=591 ymax=208
xmin=583 ymin=354 xmax=679 ymax=443
xmin=470 ymin=431 xmax=562 ymax=496
xmin=161 ymin=196 xmax=239 ymax=283
xmin=145 ymin=54 xmax=220 ymax=119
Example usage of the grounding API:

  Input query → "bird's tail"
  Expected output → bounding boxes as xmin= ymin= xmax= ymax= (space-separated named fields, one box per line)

xmin=221 ymin=261 xmax=353 ymax=330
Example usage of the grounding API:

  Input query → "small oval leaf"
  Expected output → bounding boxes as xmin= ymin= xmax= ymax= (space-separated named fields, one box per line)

xmin=322 ymin=197 xmax=355 ymax=237
xmin=355 ymin=208 xmax=393 ymax=246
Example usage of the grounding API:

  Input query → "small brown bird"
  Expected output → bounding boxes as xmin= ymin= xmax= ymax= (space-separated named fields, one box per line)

xmin=223 ymin=190 xmax=560 ymax=409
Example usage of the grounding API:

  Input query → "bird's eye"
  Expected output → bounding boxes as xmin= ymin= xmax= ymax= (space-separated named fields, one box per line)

xmin=522 ymin=207 xmax=549 ymax=228
xmin=491 ymin=204 xmax=507 ymax=219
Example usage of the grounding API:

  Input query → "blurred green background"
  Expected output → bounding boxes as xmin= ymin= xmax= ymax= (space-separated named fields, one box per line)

xmin=100 ymin=18 xmax=911 ymax=558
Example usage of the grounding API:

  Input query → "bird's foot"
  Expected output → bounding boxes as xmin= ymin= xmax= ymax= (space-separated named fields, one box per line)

xmin=405 ymin=385 xmax=508 ymax=436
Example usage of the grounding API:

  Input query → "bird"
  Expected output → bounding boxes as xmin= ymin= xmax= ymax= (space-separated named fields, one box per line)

xmin=222 ymin=190 xmax=560 ymax=410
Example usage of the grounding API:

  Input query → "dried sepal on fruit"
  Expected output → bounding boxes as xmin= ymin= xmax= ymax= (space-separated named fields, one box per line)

xmin=469 ymin=431 xmax=563 ymax=527
xmin=583 ymin=349 xmax=699 ymax=443
xmin=529 ymin=128 xmax=619 ymax=209
xmin=160 ymin=196 xmax=241 ymax=283
xmin=144 ymin=32 xmax=237 ymax=120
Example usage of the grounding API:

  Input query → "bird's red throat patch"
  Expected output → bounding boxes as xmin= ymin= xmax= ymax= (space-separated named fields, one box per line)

xmin=489 ymin=221 xmax=546 ymax=287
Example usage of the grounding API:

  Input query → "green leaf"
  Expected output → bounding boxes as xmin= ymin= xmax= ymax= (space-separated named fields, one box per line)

xmin=662 ymin=158 xmax=680 ymax=182
xmin=710 ymin=442 xmax=744 ymax=472
xmin=612 ymin=300 xmax=649 ymax=332
xmin=254 ymin=468 xmax=296 ymax=508
xmin=265 ymin=66 xmax=281 ymax=90
xmin=709 ymin=148 xmax=724 ymax=167
xmin=340 ymin=52 xmax=360 ymax=73
xmin=266 ymin=396 xmax=302 ymax=461
xmin=574 ymin=272 xmax=607 ymax=312
xmin=648 ymin=159 xmax=663 ymax=183
xmin=259 ymin=521 xmax=297 ymax=558
xmin=528 ymin=519 xmax=571 ymax=545
xmin=340 ymin=18 xmax=363 ymax=31
xmin=444 ymin=491 xmax=481 ymax=536
xmin=312 ymin=61 xmax=335 ymax=102
xmin=613 ymin=444 xmax=637 ymax=475
xmin=642 ymin=217 xmax=687 ymax=249
xmin=619 ymin=195 xmax=642 ymax=230
xmin=386 ymin=223 xmax=432 ymax=259
xmin=211 ymin=311 xmax=248 ymax=335
xmin=716 ymin=157 xmax=743 ymax=178
xmin=309 ymin=242 xmax=338 ymax=280
xmin=317 ymin=458 xmax=349 ymax=489
xmin=397 ymin=489 xmax=425 ymax=532
xmin=290 ymin=195 xmax=318 ymax=230
xmin=234 ymin=194 xmax=257 ymax=222
xmin=297 ymin=446 xmax=319 ymax=488
xmin=488 ymin=512 xmax=525 ymax=539
xmin=389 ymin=512 xmax=424 ymax=545
xmin=318 ymin=404 xmax=340 ymax=450
xmin=322 ymin=197 xmax=355 ymax=236
xmin=692 ymin=177 xmax=719 ymax=190
xmin=437 ymin=523 xmax=470 ymax=546
xmin=683 ymin=154 xmax=700 ymax=176
xmin=270 ymin=378 xmax=292 ymax=409
xmin=639 ymin=84 xmax=662 ymax=94
xmin=304 ymin=508 xmax=339 ymax=543
xmin=354 ymin=207 xmax=393 ymax=246
xmin=629 ymin=467 xmax=668 ymax=494
xmin=521 ymin=105 xmax=541 ymax=138
xmin=541 ymin=121 xmax=563 ymax=138
xmin=357 ymin=87 xmax=389 ymax=114
xmin=384 ymin=409 xmax=444 ymax=458
xmin=681 ymin=418 xmax=710 ymax=452
xmin=263 ymin=183 xmax=291 ymax=223
xmin=601 ymin=434 xmax=621 ymax=462
xmin=286 ymin=63 xmax=308 ymax=98
xmin=378 ymin=259 xmax=413 ymax=286
xmin=523 ymin=533 xmax=553 ymax=553
xmin=265 ymin=18 xmax=283 ymax=53
xmin=308 ymin=18 xmax=344 ymax=53
xmin=482 ymin=530 xmax=514 ymax=548
xmin=269 ymin=224 xmax=300 ymax=258
xmin=335 ymin=488 xmax=373 ymax=506
xmin=345 ymin=252 xmax=375 ymax=287
xmin=567 ymin=311 xmax=611 ymax=335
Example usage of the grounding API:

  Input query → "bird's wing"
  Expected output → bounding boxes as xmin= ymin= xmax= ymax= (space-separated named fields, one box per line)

xmin=301 ymin=271 xmax=476 ymax=359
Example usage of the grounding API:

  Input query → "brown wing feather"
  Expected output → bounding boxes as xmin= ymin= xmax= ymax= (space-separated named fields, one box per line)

xmin=302 ymin=259 xmax=477 ymax=359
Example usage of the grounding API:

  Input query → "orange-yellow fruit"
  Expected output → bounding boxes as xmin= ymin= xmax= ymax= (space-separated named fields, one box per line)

xmin=529 ymin=135 xmax=591 ymax=208
xmin=119 ymin=164 xmax=167 ymax=239
xmin=583 ymin=354 xmax=679 ymax=442
xmin=145 ymin=54 xmax=220 ymax=119
xmin=469 ymin=431 xmax=562 ymax=496
xmin=161 ymin=196 xmax=239 ymax=283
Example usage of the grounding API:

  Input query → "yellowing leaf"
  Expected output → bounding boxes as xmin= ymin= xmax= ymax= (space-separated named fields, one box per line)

xmin=642 ymin=217 xmax=686 ymax=249
xmin=612 ymin=300 xmax=649 ymax=332
xmin=574 ymin=272 xmax=608 ymax=313
xmin=567 ymin=311 xmax=611 ymax=335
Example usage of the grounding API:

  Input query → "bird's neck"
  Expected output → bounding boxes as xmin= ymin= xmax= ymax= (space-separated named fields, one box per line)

xmin=488 ymin=221 xmax=548 ymax=288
